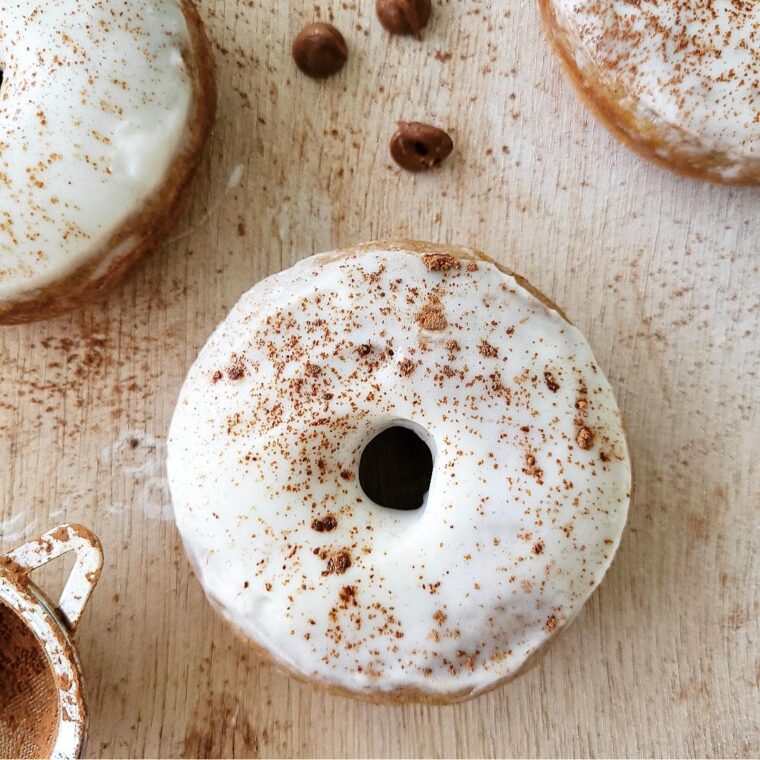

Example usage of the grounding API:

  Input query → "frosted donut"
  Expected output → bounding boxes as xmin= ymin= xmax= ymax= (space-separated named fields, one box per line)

xmin=539 ymin=0 xmax=760 ymax=185
xmin=0 ymin=0 xmax=215 ymax=323
xmin=167 ymin=241 xmax=631 ymax=703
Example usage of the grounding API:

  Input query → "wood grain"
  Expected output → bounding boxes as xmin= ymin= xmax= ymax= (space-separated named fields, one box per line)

xmin=1 ymin=1 xmax=758 ymax=757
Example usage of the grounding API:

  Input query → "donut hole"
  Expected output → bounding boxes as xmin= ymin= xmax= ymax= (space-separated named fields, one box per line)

xmin=359 ymin=426 xmax=433 ymax=511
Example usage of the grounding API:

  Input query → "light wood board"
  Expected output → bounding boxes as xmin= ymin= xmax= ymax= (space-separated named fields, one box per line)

xmin=1 ymin=1 xmax=758 ymax=757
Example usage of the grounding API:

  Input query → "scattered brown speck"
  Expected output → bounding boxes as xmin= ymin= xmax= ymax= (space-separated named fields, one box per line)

xmin=416 ymin=294 xmax=447 ymax=331
xmin=227 ymin=356 xmax=245 ymax=380
xmin=398 ymin=358 xmax=416 ymax=376
xmin=311 ymin=515 xmax=338 ymax=532
xmin=479 ymin=340 xmax=498 ymax=358
xmin=422 ymin=253 xmax=461 ymax=272
xmin=544 ymin=371 xmax=560 ymax=392
xmin=576 ymin=426 xmax=594 ymax=450
xmin=323 ymin=550 xmax=352 ymax=576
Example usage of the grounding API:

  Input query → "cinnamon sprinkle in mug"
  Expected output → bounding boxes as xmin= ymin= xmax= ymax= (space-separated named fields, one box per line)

xmin=0 ymin=524 xmax=103 ymax=759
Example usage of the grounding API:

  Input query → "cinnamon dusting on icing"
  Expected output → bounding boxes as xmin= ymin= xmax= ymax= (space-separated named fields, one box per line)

xmin=548 ymin=0 xmax=760 ymax=180
xmin=168 ymin=244 xmax=631 ymax=700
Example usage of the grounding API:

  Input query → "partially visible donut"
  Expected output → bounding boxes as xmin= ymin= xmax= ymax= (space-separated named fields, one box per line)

xmin=539 ymin=0 xmax=760 ymax=185
xmin=0 ymin=0 xmax=215 ymax=323
xmin=167 ymin=241 xmax=631 ymax=703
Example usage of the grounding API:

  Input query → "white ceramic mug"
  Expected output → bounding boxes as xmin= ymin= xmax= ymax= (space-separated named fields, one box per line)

xmin=0 ymin=524 xmax=103 ymax=759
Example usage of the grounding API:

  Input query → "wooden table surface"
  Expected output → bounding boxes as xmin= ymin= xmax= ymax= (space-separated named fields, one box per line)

xmin=1 ymin=1 xmax=758 ymax=757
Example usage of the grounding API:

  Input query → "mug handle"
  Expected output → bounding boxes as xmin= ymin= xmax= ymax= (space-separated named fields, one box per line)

xmin=2 ymin=523 xmax=104 ymax=633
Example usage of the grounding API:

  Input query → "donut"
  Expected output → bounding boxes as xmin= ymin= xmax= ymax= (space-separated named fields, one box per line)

xmin=0 ymin=0 xmax=215 ymax=324
xmin=167 ymin=241 xmax=631 ymax=703
xmin=539 ymin=0 xmax=760 ymax=185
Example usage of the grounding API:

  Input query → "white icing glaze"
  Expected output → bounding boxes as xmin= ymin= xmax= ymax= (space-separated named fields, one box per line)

xmin=167 ymin=245 xmax=631 ymax=699
xmin=551 ymin=0 xmax=759 ymax=172
xmin=0 ymin=0 xmax=194 ymax=302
